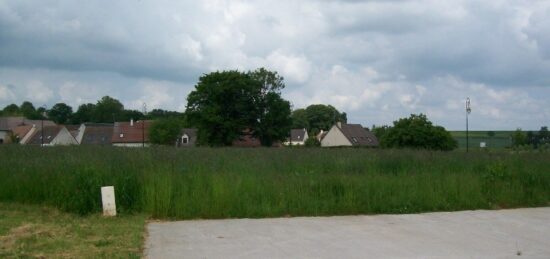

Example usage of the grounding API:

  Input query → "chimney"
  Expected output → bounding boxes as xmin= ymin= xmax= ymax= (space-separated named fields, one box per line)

xmin=130 ymin=119 xmax=134 ymax=126
xmin=337 ymin=121 xmax=342 ymax=128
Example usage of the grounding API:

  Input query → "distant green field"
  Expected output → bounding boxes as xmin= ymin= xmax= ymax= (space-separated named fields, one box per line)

xmin=450 ymin=131 xmax=514 ymax=149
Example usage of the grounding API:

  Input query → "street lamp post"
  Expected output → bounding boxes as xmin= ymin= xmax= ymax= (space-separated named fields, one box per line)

xmin=466 ymin=97 xmax=471 ymax=152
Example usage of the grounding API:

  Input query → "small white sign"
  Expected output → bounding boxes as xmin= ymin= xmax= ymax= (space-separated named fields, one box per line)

xmin=480 ymin=142 xmax=486 ymax=148
xmin=101 ymin=186 xmax=117 ymax=216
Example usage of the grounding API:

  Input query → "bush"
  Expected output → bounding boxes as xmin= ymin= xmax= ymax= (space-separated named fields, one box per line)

xmin=381 ymin=114 xmax=457 ymax=150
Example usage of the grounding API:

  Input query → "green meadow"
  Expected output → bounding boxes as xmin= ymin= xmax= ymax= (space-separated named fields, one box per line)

xmin=1 ymin=146 xmax=548 ymax=219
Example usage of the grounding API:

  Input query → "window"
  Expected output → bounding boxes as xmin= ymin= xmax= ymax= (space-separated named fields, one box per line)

xmin=120 ymin=133 xmax=124 ymax=138
xmin=351 ymin=137 xmax=358 ymax=143
xmin=182 ymin=136 xmax=189 ymax=144
xmin=0 ymin=139 xmax=3 ymax=144
xmin=366 ymin=137 xmax=372 ymax=143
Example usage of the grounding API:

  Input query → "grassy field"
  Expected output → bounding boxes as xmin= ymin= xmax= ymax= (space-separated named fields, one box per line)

xmin=450 ymin=131 xmax=514 ymax=149
xmin=0 ymin=202 xmax=146 ymax=258
xmin=1 ymin=146 xmax=548 ymax=220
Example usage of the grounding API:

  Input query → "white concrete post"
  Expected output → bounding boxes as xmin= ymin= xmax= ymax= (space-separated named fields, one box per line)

xmin=101 ymin=186 xmax=117 ymax=216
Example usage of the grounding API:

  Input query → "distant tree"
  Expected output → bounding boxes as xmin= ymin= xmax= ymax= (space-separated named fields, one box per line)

xmin=47 ymin=103 xmax=73 ymax=124
xmin=291 ymin=109 xmax=309 ymax=129
xmin=371 ymin=125 xmax=391 ymax=144
xmin=381 ymin=114 xmax=457 ymax=151
xmin=2 ymin=104 xmax=20 ymax=115
xmin=511 ymin=128 xmax=527 ymax=147
xmin=538 ymin=126 xmax=549 ymax=145
xmin=71 ymin=103 xmax=96 ymax=124
xmin=149 ymin=118 xmax=184 ymax=145
xmin=487 ymin=131 xmax=496 ymax=148
xmin=92 ymin=96 xmax=124 ymax=123
xmin=304 ymin=104 xmax=346 ymax=135
xmin=147 ymin=109 xmax=185 ymax=119
xmin=304 ymin=137 xmax=321 ymax=147
xmin=120 ymin=110 xmax=145 ymax=122
xmin=19 ymin=101 xmax=43 ymax=119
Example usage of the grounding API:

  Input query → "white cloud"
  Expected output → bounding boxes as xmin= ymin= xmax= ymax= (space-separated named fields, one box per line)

xmin=25 ymin=81 xmax=53 ymax=103
xmin=0 ymin=84 xmax=16 ymax=102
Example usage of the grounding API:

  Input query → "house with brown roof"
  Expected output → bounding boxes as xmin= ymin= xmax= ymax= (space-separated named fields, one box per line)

xmin=283 ymin=128 xmax=309 ymax=146
xmin=26 ymin=125 xmax=78 ymax=146
xmin=112 ymin=120 xmax=152 ymax=147
xmin=321 ymin=122 xmax=379 ymax=147
xmin=0 ymin=116 xmax=56 ymax=144
xmin=75 ymin=123 xmax=114 ymax=145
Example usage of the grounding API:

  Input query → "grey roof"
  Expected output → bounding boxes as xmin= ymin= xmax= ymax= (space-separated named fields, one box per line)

xmin=0 ymin=116 xmax=55 ymax=131
xmin=26 ymin=126 xmax=62 ymax=145
xmin=338 ymin=123 xmax=379 ymax=147
xmin=290 ymin=128 xmax=307 ymax=142
xmin=81 ymin=123 xmax=114 ymax=145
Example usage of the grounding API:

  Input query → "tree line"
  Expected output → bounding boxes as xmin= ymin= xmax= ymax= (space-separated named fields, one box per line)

xmin=2 ymin=67 xmax=466 ymax=150
xmin=1 ymin=96 xmax=185 ymax=124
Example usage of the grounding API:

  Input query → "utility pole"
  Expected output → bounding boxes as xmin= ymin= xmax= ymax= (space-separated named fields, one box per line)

xmin=466 ymin=97 xmax=471 ymax=152
xmin=142 ymin=103 xmax=147 ymax=147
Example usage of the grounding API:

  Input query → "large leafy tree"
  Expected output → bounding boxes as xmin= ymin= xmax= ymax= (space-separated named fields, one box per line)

xmin=381 ymin=114 xmax=457 ymax=151
xmin=92 ymin=96 xmax=124 ymax=123
xmin=186 ymin=71 xmax=261 ymax=146
xmin=47 ymin=103 xmax=73 ymax=124
xmin=186 ymin=69 xmax=291 ymax=146
xmin=248 ymin=68 xmax=292 ymax=146
xmin=291 ymin=108 xmax=309 ymax=129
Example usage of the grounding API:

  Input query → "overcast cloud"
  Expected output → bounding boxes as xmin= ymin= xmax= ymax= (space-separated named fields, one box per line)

xmin=1 ymin=0 xmax=549 ymax=130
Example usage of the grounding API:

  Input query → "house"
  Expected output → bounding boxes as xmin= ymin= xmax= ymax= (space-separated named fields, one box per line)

xmin=321 ymin=122 xmax=379 ymax=147
xmin=284 ymin=128 xmax=308 ymax=145
xmin=26 ymin=125 xmax=78 ymax=146
xmin=232 ymin=129 xmax=261 ymax=147
xmin=0 ymin=116 xmax=56 ymax=144
xmin=11 ymin=125 xmax=35 ymax=144
xmin=176 ymin=128 xmax=197 ymax=147
xmin=111 ymin=119 xmax=152 ymax=147
xmin=316 ymin=129 xmax=328 ymax=142
xmin=75 ymin=123 xmax=114 ymax=145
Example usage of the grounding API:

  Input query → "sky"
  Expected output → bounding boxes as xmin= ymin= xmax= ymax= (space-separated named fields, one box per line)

xmin=0 ymin=0 xmax=549 ymax=130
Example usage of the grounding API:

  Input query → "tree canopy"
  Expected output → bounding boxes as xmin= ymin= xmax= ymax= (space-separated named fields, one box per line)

xmin=149 ymin=118 xmax=185 ymax=145
xmin=48 ymin=103 xmax=73 ymax=124
xmin=291 ymin=104 xmax=347 ymax=135
xmin=186 ymin=68 xmax=292 ymax=146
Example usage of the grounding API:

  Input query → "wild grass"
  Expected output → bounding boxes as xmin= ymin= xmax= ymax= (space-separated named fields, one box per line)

xmin=0 ymin=146 xmax=548 ymax=219
xmin=0 ymin=202 xmax=146 ymax=258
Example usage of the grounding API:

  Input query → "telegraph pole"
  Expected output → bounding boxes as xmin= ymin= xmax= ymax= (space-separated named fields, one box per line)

xmin=41 ymin=105 xmax=47 ymax=146
xmin=142 ymin=103 xmax=147 ymax=147
xmin=466 ymin=97 xmax=471 ymax=152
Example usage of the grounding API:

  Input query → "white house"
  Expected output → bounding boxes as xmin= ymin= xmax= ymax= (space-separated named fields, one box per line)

xmin=321 ymin=122 xmax=379 ymax=147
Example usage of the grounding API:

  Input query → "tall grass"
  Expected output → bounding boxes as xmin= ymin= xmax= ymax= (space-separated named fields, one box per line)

xmin=1 ymin=146 xmax=548 ymax=219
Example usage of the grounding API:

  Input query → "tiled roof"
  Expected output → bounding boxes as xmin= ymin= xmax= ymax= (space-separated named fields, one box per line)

xmin=81 ymin=123 xmax=114 ymax=145
xmin=232 ymin=129 xmax=261 ymax=147
xmin=338 ymin=123 xmax=379 ymax=147
xmin=112 ymin=121 xmax=152 ymax=143
xmin=26 ymin=126 xmax=62 ymax=145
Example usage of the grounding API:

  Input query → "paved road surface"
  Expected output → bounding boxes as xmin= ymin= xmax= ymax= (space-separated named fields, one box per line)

xmin=145 ymin=208 xmax=550 ymax=258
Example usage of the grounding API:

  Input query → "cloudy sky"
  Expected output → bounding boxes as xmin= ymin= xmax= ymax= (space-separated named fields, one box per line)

xmin=1 ymin=0 xmax=549 ymax=130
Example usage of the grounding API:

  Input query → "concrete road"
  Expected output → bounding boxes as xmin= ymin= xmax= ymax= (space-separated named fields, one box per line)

xmin=145 ymin=208 xmax=550 ymax=258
